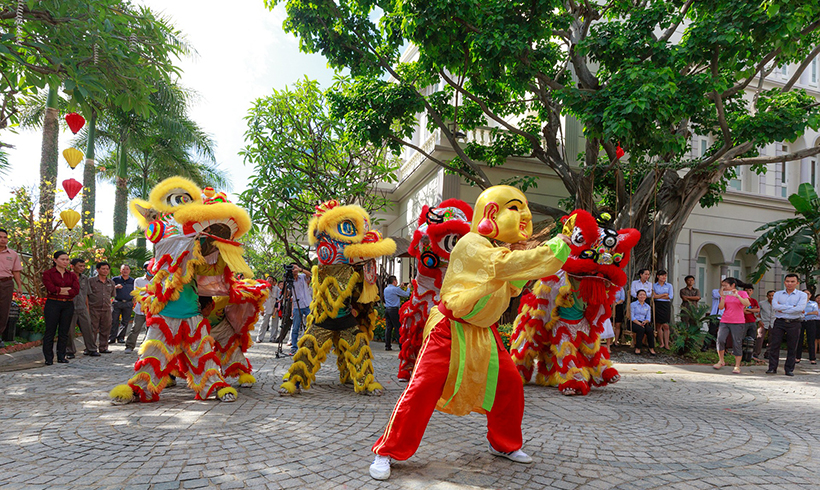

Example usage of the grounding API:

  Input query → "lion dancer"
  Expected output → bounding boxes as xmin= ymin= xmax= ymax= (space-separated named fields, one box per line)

xmin=279 ymin=200 xmax=396 ymax=396
xmin=511 ymin=210 xmax=639 ymax=395
xmin=397 ymin=199 xmax=472 ymax=381
xmin=109 ymin=178 xmax=266 ymax=404
xmin=369 ymin=186 xmax=571 ymax=481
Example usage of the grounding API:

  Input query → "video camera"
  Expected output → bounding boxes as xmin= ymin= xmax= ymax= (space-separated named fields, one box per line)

xmin=283 ymin=263 xmax=295 ymax=285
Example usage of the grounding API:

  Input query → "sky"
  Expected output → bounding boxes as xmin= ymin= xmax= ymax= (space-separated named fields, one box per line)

xmin=1 ymin=0 xmax=336 ymax=237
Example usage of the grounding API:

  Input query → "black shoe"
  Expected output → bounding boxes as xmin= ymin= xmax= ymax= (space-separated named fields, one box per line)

xmin=785 ymin=371 xmax=794 ymax=376
xmin=57 ymin=359 xmax=69 ymax=364
xmin=99 ymin=350 xmax=112 ymax=354
xmin=117 ymin=339 xmax=125 ymax=343
xmin=44 ymin=360 xmax=53 ymax=366
xmin=765 ymin=370 xmax=776 ymax=374
xmin=66 ymin=354 xmax=75 ymax=359
xmin=385 ymin=346 xmax=393 ymax=351
xmin=88 ymin=351 xmax=101 ymax=357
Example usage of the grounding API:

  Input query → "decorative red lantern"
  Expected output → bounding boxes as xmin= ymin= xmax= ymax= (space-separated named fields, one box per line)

xmin=65 ymin=112 xmax=86 ymax=134
xmin=615 ymin=143 xmax=625 ymax=160
xmin=62 ymin=178 xmax=83 ymax=200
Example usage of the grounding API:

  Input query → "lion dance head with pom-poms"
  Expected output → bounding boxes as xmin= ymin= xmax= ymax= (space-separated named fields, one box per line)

xmin=510 ymin=210 xmax=640 ymax=396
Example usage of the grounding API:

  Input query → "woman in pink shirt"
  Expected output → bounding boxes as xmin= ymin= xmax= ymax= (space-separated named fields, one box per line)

xmin=713 ymin=277 xmax=751 ymax=374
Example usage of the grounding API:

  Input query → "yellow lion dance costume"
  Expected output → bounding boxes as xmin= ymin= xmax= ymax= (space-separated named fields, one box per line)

xmin=109 ymin=177 xmax=267 ymax=404
xmin=279 ymin=200 xmax=395 ymax=395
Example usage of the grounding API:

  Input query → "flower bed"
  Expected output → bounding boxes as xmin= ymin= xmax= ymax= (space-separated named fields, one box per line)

xmin=12 ymin=293 xmax=47 ymax=336
xmin=0 ymin=340 xmax=43 ymax=354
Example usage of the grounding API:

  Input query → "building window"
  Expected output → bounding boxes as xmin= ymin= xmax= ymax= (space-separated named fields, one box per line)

xmin=696 ymin=257 xmax=707 ymax=295
xmin=811 ymin=56 xmax=818 ymax=85
xmin=780 ymin=65 xmax=788 ymax=78
xmin=727 ymin=260 xmax=742 ymax=279
xmin=812 ymin=159 xmax=817 ymax=187
xmin=700 ymin=139 xmax=708 ymax=157
xmin=729 ymin=167 xmax=742 ymax=191
xmin=777 ymin=144 xmax=789 ymax=197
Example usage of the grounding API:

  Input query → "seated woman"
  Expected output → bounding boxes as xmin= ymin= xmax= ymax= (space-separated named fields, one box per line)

xmin=630 ymin=290 xmax=655 ymax=356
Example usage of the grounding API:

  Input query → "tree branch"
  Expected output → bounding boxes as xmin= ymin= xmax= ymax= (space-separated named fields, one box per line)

xmin=721 ymin=145 xmax=820 ymax=169
xmin=782 ymin=45 xmax=820 ymax=92
xmin=658 ymin=0 xmax=694 ymax=43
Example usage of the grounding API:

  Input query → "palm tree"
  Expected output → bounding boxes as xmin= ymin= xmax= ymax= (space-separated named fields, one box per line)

xmin=73 ymin=79 xmax=226 ymax=240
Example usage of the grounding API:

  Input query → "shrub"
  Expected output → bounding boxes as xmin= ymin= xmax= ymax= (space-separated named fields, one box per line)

xmin=497 ymin=323 xmax=514 ymax=352
xmin=13 ymin=293 xmax=46 ymax=334
xmin=671 ymin=303 xmax=716 ymax=356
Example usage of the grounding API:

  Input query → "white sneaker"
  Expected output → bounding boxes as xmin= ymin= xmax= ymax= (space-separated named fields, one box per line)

xmin=369 ymin=455 xmax=391 ymax=480
xmin=488 ymin=444 xmax=533 ymax=463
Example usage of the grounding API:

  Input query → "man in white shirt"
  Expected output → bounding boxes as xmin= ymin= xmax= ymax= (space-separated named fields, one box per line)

xmin=767 ymin=274 xmax=808 ymax=376
xmin=124 ymin=264 xmax=154 ymax=353
xmin=288 ymin=265 xmax=312 ymax=355
xmin=256 ymin=277 xmax=282 ymax=343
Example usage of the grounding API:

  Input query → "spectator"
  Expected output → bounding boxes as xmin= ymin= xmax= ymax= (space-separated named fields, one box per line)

xmin=702 ymin=287 xmax=723 ymax=351
xmin=652 ymin=270 xmax=673 ymax=350
xmin=767 ymin=274 xmax=807 ymax=376
xmin=755 ymin=290 xmax=775 ymax=360
xmin=110 ymin=264 xmax=135 ymax=344
xmin=41 ymin=251 xmax=79 ymax=365
xmin=630 ymin=268 xmax=652 ymax=301
xmin=0 ymin=228 xmax=24 ymax=344
xmin=256 ymin=276 xmax=282 ymax=343
xmin=88 ymin=261 xmax=116 ymax=353
xmin=66 ymin=258 xmax=99 ymax=358
xmin=612 ymin=286 xmax=626 ymax=346
xmin=713 ymin=277 xmax=751 ymax=374
xmin=124 ymin=262 xmax=153 ymax=353
xmin=288 ymin=264 xmax=312 ymax=355
xmin=795 ymin=289 xmax=818 ymax=365
xmin=630 ymin=290 xmax=655 ymax=356
xmin=741 ymin=283 xmax=760 ymax=360
xmin=383 ymin=276 xmax=411 ymax=351
xmin=679 ymin=275 xmax=701 ymax=325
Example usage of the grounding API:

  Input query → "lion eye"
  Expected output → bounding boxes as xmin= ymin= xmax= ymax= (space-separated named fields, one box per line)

xmin=166 ymin=192 xmax=193 ymax=207
xmin=571 ymin=227 xmax=585 ymax=246
xmin=337 ymin=220 xmax=357 ymax=237
xmin=438 ymin=234 xmax=460 ymax=253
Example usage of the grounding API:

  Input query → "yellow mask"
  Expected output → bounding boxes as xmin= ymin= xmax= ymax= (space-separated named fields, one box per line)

xmin=471 ymin=185 xmax=532 ymax=244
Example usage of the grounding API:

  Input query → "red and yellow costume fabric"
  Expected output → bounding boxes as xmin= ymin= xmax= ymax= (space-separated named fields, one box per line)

xmin=280 ymin=200 xmax=396 ymax=395
xmin=109 ymin=178 xmax=267 ymax=404
xmin=510 ymin=210 xmax=639 ymax=395
xmin=373 ymin=186 xmax=570 ymax=460
xmin=398 ymin=199 xmax=472 ymax=381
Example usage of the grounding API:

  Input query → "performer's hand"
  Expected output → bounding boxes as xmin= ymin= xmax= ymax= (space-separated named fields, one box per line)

xmin=556 ymin=233 xmax=572 ymax=246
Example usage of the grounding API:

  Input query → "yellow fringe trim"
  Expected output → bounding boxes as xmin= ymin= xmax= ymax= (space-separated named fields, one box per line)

xmin=217 ymin=386 xmax=238 ymax=399
xmin=214 ymin=241 xmax=253 ymax=278
xmin=128 ymin=372 xmax=170 ymax=394
xmin=281 ymin=334 xmax=334 ymax=391
xmin=310 ymin=272 xmax=360 ymax=325
xmin=238 ymin=373 xmax=256 ymax=385
xmin=109 ymin=384 xmax=135 ymax=400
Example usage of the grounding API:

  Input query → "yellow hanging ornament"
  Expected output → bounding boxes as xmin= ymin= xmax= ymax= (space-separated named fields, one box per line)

xmin=62 ymin=148 xmax=84 ymax=169
xmin=60 ymin=209 xmax=81 ymax=230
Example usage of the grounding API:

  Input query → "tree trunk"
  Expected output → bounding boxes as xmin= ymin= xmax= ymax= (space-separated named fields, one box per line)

xmin=82 ymin=110 xmax=97 ymax=236
xmin=38 ymin=86 xmax=59 ymax=220
xmin=135 ymin=162 xmax=149 ymax=250
xmin=113 ymin=136 xmax=129 ymax=238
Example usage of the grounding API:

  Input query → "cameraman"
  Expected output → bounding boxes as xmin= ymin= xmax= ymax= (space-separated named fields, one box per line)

xmin=287 ymin=263 xmax=312 ymax=356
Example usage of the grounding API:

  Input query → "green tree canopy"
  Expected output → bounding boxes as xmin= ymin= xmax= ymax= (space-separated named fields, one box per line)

xmin=239 ymin=77 xmax=399 ymax=265
xmin=268 ymin=0 xmax=820 ymax=273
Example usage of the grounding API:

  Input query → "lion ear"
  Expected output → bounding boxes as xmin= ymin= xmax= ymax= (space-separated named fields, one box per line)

xmin=129 ymin=199 xmax=154 ymax=229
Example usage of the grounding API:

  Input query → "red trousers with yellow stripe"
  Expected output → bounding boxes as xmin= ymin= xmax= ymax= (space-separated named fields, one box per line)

xmin=372 ymin=320 xmax=525 ymax=460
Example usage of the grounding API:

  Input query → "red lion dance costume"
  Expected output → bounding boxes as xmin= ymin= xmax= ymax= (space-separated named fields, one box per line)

xmin=510 ymin=210 xmax=639 ymax=396
xmin=397 ymin=199 xmax=472 ymax=381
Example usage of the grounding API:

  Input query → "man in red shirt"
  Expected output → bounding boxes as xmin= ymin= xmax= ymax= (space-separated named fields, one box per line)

xmin=743 ymin=284 xmax=761 ymax=358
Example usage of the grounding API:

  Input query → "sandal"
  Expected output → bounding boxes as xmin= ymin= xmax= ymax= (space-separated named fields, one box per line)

xmin=732 ymin=367 xmax=741 ymax=374
xmin=712 ymin=362 xmax=725 ymax=370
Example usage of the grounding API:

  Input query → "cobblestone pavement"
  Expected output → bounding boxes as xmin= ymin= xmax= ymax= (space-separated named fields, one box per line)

xmin=1 ymin=336 xmax=818 ymax=489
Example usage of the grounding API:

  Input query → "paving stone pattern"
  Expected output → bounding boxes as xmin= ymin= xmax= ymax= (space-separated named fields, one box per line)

xmin=1 ymin=337 xmax=818 ymax=489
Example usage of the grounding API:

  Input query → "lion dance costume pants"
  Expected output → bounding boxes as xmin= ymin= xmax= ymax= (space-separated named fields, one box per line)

xmin=372 ymin=321 xmax=524 ymax=460
xmin=127 ymin=314 xmax=230 ymax=402
xmin=281 ymin=319 xmax=381 ymax=393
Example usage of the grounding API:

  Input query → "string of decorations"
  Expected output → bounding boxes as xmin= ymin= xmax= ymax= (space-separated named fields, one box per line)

xmin=59 ymin=113 xmax=87 ymax=232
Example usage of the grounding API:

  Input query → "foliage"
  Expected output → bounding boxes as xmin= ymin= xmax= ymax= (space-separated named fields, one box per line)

xmin=749 ymin=183 xmax=820 ymax=289
xmin=268 ymin=0 xmax=820 ymax=275
xmin=12 ymin=293 xmax=46 ymax=334
xmin=372 ymin=314 xmax=387 ymax=342
xmin=243 ymin=231 xmax=291 ymax=280
xmin=70 ymin=230 xmax=152 ymax=272
xmin=239 ymin=77 xmax=399 ymax=266
xmin=0 ymin=0 xmax=189 ymax=128
xmin=497 ymin=323 xmax=513 ymax=352
xmin=671 ymin=303 xmax=716 ymax=356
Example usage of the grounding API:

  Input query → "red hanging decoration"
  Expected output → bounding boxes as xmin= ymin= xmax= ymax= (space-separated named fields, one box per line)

xmin=615 ymin=143 xmax=625 ymax=160
xmin=62 ymin=178 xmax=83 ymax=200
xmin=65 ymin=112 xmax=86 ymax=134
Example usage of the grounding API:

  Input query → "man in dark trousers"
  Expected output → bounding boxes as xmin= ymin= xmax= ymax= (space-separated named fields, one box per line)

xmin=382 ymin=276 xmax=410 ymax=351
xmin=89 ymin=262 xmax=116 ymax=353
xmin=110 ymin=264 xmax=135 ymax=344
xmin=66 ymin=258 xmax=100 ymax=358
xmin=767 ymin=274 xmax=808 ymax=376
xmin=0 ymin=229 xmax=23 ymax=344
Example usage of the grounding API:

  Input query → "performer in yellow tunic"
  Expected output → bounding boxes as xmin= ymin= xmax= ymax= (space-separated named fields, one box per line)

xmin=370 ymin=185 xmax=571 ymax=480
